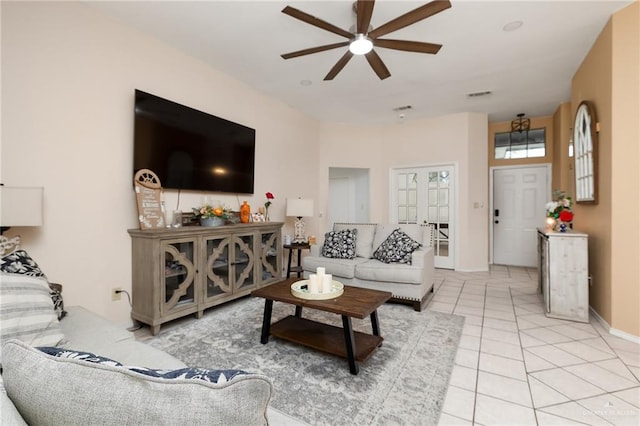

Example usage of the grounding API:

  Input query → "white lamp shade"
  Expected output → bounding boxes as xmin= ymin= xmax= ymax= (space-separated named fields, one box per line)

xmin=286 ymin=198 xmax=314 ymax=218
xmin=0 ymin=186 xmax=44 ymax=227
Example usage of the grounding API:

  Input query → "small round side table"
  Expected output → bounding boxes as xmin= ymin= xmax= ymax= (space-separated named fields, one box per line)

xmin=284 ymin=242 xmax=311 ymax=278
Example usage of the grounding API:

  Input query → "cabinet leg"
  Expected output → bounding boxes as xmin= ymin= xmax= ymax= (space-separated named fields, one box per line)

xmin=195 ymin=310 xmax=203 ymax=319
xmin=150 ymin=324 xmax=161 ymax=336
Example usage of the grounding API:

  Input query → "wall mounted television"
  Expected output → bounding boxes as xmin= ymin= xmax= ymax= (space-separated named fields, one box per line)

xmin=133 ymin=89 xmax=255 ymax=194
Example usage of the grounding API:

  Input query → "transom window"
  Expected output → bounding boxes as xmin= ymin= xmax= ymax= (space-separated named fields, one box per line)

xmin=494 ymin=128 xmax=546 ymax=159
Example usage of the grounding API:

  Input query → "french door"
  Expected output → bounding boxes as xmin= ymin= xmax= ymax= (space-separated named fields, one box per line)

xmin=392 ymin=165 xmax=455 ymax=269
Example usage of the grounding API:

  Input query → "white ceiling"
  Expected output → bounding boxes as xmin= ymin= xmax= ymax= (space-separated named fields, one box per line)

xmin=86 ymin=0 xmax=631 ymax=124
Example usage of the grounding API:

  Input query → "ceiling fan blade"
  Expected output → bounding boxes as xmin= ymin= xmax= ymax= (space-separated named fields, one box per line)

xmin=368 ymin=0 xmax=451 ymax=39
xmin=324 ymin=51 xmax=354 ymax=80
xmin=365 ymin=50 xmax=391 ymax=80
xmin=282 ymin=6 xmax=352 ymax=39
xmin=356 ymin=0 xmax=375 ymax=34
xmin=374 ymin=39 xmax=442 ymax=54
xmin=281 ymin=42 xmax=350 ymax=59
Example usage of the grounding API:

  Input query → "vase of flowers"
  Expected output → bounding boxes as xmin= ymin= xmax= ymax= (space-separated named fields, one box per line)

xmin=546 ymin=190 xmax=574 ymax=232
xmin=264 ymin=192 xmax=274 ymax=221
xmin=192 ymin=203 xmax=232 ymax=227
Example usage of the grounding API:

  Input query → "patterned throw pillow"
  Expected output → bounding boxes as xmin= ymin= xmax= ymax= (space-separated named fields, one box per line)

xmin=38 ymin=347 xmax=248 ymax=384
xmin=0 ymin=250 xmax=66 ymax=320
xmin=372 ymin=228 xmax=422 ymax=264
xmin=321 ymin=229 xmax=358 ymax=259
xmin=0 ymin=249 xmax=47 ymax=277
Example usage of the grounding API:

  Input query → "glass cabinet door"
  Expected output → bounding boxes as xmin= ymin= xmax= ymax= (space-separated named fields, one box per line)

xmin=161 ymin=240 xmax=196 ymax=315
xmin=232 ymin=233 xmax=255 ymax=292
xmin=204 ymin=236 xmax=232 ymax=302
xmin=259 ymin=231 xmax=280 ymax=285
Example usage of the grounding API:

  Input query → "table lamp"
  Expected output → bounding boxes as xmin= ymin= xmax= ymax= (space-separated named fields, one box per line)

xmin=0 ymin=185 xmax=44 ymax=255
xmin=286 ymin=198 xmax=314 ymax=244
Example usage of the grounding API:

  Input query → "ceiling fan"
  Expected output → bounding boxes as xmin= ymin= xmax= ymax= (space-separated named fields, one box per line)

xmin=280 ymin=0 xmax=451 ymax=81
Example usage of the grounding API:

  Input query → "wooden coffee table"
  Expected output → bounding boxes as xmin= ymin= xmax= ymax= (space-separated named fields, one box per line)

xmin=251 ymin=278 xmax=392 ymax=375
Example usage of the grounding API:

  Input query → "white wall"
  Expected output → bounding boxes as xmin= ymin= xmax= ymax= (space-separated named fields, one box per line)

xmin=1 ymin=2 xmax=320 ymax=325
xmin=317 ymin=113 xmax=489 ymax=271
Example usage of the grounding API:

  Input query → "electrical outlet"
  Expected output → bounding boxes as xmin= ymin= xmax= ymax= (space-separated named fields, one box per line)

xmin=111 ymin=287 xmax=122 ymax=301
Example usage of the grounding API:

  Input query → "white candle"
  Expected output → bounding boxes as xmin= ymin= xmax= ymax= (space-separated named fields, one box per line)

xmin=321 ymin=274 xmax=332 ymax=293
xmin=316 ymin=267 xmax=326 ymax=277
xmin=308 ymin=274 xmax=320 ymax=294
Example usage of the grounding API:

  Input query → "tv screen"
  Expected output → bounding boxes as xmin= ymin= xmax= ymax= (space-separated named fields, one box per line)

xmin=133 ymin=89 xmax=255 ymax=194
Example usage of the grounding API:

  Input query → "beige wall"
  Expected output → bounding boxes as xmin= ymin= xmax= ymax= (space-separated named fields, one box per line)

xmin=571 ymin=2 xmax=639 ymax=337
xmin=318 ymin=112 xmax=489 ymax=271
xmin=1 ymin=2 xmax=320 ymax=325
xmin=552 ymin=103 xmax=574 ymax=193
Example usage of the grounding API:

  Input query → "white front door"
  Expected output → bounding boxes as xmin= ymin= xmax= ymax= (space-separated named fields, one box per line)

xmin=492 ymin=165 xmax=549 ymax=267
xmin=392 ymin=165 xmax=455 ymax=269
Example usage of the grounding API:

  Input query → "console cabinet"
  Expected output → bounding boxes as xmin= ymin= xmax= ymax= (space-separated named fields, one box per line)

xmin=128 ymin=222 xmax=283 ymax=335
xmin=537 ymin=229 xmax=589 ymax=323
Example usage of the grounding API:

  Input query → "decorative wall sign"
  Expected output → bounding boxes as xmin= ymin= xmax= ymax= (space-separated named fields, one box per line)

xmin=134 ymin=169 xmax=165 ymax=229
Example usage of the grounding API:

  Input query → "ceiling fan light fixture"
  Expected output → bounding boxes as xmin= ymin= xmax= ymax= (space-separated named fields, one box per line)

xmin=349 ymin=34 xmax=373 ymax=55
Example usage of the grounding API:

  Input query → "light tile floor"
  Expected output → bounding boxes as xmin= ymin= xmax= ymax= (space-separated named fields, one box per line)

xmin=433 ymin=266 xmax=640 ymax=426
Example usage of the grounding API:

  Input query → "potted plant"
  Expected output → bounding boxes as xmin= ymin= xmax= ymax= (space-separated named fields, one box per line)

xmin=192 ymin=203 xmax=232 ymax=227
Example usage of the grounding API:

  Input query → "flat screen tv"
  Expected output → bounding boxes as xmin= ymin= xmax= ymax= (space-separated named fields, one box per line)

xmin=133 ymin=89 xmax=255 ymax=194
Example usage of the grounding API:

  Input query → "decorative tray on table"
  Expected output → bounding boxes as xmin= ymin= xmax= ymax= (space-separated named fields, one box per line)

xmin=291 ymin=280 xmax=344 ymax=300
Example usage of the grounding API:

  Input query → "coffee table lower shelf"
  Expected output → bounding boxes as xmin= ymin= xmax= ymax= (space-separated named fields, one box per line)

xmin=270 ymin=315 xmax=384 ymax=362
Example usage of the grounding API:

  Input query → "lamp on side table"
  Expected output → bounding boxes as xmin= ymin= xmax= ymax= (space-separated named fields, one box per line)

xmin=286 ymin=198 xmax=314 ymax=244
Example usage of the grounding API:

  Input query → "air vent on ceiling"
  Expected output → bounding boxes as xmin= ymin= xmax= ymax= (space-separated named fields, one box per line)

xmin=467 ymin=90 xmax=492 ymax=98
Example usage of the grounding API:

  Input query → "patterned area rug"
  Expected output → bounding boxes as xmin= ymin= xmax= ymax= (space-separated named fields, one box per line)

xmin=148 ymin=296 xmax=464 ymax=426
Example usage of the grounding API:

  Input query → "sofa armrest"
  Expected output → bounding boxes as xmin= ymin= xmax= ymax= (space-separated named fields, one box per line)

xmin=309 ymin=245 xmax=321 ymax=257
xmin=410 ymin=246 xmax=433 ymax=268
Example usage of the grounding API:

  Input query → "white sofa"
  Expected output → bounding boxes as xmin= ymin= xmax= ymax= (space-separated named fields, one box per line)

xmin=302 ymin=223 xmax=435 ymax=311
xmin=0 ymin=275 xmax=304 ymax=426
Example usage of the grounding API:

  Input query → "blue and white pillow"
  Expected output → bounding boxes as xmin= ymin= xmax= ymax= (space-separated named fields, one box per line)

xmin=372 ymin=228 xmax=422 ymax=264
xmin=321 ymin=228 xmax=358 ymax=259
xmin=37 ymin=346 xmax=248 ymax=383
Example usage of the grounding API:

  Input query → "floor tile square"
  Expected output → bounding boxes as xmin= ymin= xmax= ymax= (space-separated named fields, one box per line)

xmin=482 ymin=317 xmax=518 ymax=332
xmin=483 ymin=308 xmax=516 ymax=321
xmin=535 ymin=410 xmax=585 ymax=425
xmin=478 ymin=353 xmax=527 ymax=381
xmin=530 ymin=368 xmax=606 ymax=400
xmin=611 ymin=387 xmax=640 ymax=409
xmin=476 ymin=371 xmax=533 ymax=407
xmin=525 ymin=345 xmax=585 ymax=367
xmin=555 ymin=340 xmax=617 ymax=363
xmin=521 ymin=327 xmax=574 ymax=345
xmin=564 ymin=363 xmax=639 ymax=392
xmin=481 ymin=338 xmax=523 ymax=361
xmin=523 ymin=350 xmax=556 ymax=372
xmin=474 ymin=394 xmax=537 ymax=425
xmin=482 ymin=327 xmax=521 ymax=346
xmin=528 ymin=375 xmax=570 ymax=408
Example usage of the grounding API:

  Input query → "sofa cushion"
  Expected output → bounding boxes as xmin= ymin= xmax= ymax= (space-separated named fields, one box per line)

xmin=372 ymin=228 xmax=422 ymax=264
xmin=59 ymin=306 xmax=184 ymax=369
xmin=0 ymin=273 xmax=64 ymax=363
xmin=355 ymin=259 xmax=424 ymax=285
xmin=333 ymin=223 xmax=377 ymax=258
xmin=302 ymin=255 xmax=368 ymax=279
xmin=320 ymin=229 xmax=357 ymax=259
xmin=2 ymin=339 xmax=273 ymax=426
xmin=1 ymin=250 xmax=66 ymax=320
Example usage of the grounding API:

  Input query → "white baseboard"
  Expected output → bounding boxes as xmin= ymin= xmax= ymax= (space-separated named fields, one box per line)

xmin=590 ymin=306 xmax=640 ymax=344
